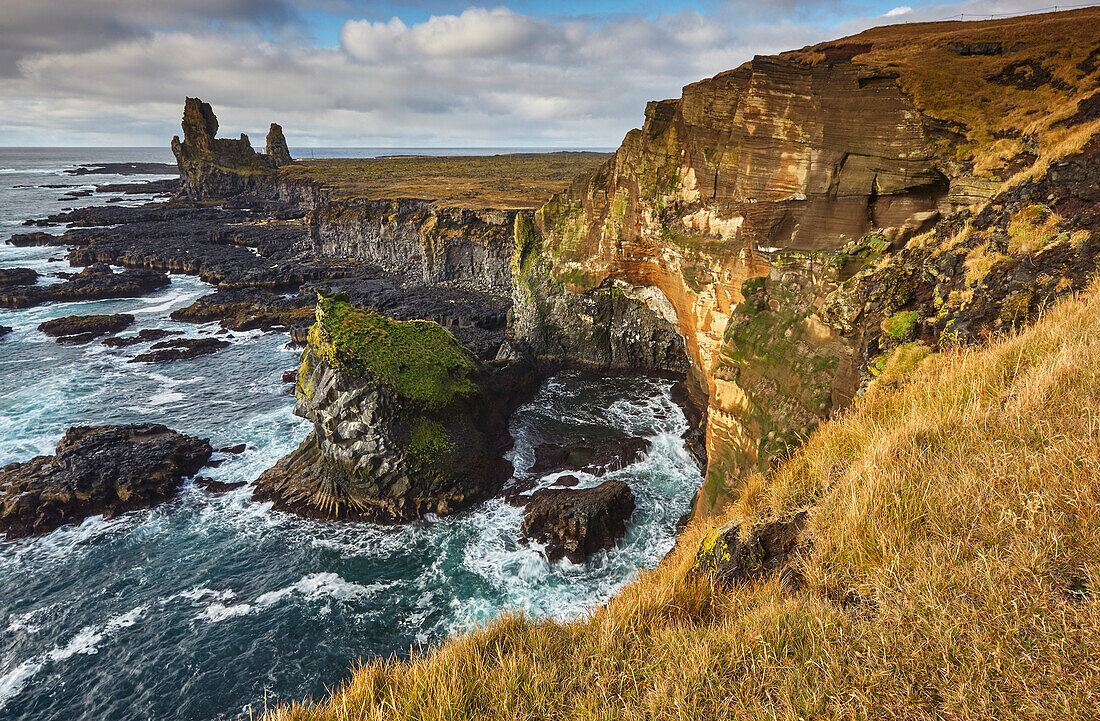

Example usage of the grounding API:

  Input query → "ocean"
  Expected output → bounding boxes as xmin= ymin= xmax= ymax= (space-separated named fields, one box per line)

xmin=0 ymin=148 xmax=698 ymax=721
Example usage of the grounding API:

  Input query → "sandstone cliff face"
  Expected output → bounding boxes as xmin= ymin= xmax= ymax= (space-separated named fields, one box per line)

xmin=171 ymin=98 xmax=291 ymax=199
xmin=514 ymin=9 xmax=1100 ymax=515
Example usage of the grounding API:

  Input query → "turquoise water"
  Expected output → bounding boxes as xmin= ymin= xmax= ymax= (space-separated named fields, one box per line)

xmin=0 ymin=149 xmax=700 ymax=721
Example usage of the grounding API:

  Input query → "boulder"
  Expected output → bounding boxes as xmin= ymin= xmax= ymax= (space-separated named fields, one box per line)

xmin=691 ymin=512 xmax=807 ymax=588
xmin=102 ymin=328 xmax=183 ymax=347
xmin=521 ymin=479 xmax=636 ymax=563
xmin=0 ymin=424 xmax=212 ymax=539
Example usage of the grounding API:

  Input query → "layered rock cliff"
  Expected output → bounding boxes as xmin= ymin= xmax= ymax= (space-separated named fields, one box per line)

xmin=510 ymin=7 xmax=1100 ymax=515
xmin=171 ymin=97 xmax=292 ymax=199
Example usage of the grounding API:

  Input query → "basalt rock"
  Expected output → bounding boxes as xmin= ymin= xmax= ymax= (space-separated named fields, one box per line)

xmin=520 ymin=480 xmax=636 ymax=563
xmin=0 ymin=424 xmax=212 ymax=539
xmin=193 ymin=477 xmax=247 ymax=494
xmin=253 ymin=294 xmax=536 ymax=523
xmin=6 ymin=232 xmax=57 ymax=247
xmin=38 ymin=313 xmax=134 ymax=343
xmin=102 ymin=328 xmax=182 ymax=348
xmin=171 ymin=98 xmax=289 ymax=199
xmin=0 ymin=326 xmax=11 ymax=340
xmin=0 ymin=264 xmax=169 ymax=309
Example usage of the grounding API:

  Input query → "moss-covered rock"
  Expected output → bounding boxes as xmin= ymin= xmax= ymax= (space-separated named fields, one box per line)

xmin=255 ymin=294 xmax=532 ymax=523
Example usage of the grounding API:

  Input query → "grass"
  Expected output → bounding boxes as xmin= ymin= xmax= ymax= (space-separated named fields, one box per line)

xmin=278 ymin=152 xmax=609 ymax=209
xmin=308 ymin=294 xmax=479 ymax=412
xmin=267 ymin=278 xmax=1100 ymax=721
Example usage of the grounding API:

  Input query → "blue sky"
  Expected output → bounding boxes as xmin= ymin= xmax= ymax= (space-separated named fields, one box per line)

xmin=0 ymin=0 xmax=1087 ymax=147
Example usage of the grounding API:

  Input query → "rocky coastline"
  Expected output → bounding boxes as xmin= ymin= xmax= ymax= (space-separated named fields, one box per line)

xmin=8 ymin=11 xmax=1097 ymax=561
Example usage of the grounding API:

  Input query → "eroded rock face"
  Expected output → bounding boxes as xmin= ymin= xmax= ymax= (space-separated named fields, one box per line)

xmin=0 ymin=424 xmax=212 ymax=539
xmin=521 ymin=480 xmax=636 ymax=563
xmin=0 ymin=268 xmax=37 ymax=287
xmin=171 ymin=98 xmax=289 ymax=199
xmin=253 ymin=294 xmax=533 ymax=522
xmin=511 ymin=13 xmax=1100 ymax=517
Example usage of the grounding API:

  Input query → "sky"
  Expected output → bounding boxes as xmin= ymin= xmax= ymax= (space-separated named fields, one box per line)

xmin=0 ymin=0 xmax=1093 ymax=147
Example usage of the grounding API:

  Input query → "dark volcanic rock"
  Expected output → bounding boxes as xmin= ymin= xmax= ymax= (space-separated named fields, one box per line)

xmin=0 ymin=424 xmax=212 ymax=539
xmin=128 ymin=337 xmax=231 ymax=363
xmin=102 ymin=328 xmax=182 ymax=347
xmin=38 ymin=313 xmax=134 ymax=341
xmin=691 ymin=512 xmax=808 ymax=588
xmin=0 ymin=264 xmax=169 ymax=309
xmin=527 ymin=436 xmax=650 ymax=478
xmin=0 ymin=326 xmax=11 ymax=339
xmin=219 ymin=443 xmax=247 ymax=454
xmin=521 ymin=480 xmax=636 ymax=563
xmin=95 ymin=178 xmax=180 ymax=196
xmin=0 ymin=268 xmax=37 ymax=287
xmin=193 ymin=477 xmax=247 ymax=494
xmin=6 ymin=232 xmax=59 ymax=247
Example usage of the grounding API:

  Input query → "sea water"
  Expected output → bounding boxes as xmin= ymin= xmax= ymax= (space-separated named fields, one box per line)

xmin=0 ymin=148 xmax=699 ymax=721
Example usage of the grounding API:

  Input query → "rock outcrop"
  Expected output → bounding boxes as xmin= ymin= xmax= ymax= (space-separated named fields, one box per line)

xmin=0 ymin=263 xmax=169 ymax=309
xmin=510 ymin=8 xmax=1100 ymax=516
xmin=171 ymin=97 xmax=291 ymax=199
xmin=521 ymin=480 xmax=636 ymax=563
xmin=0 ymin=424 xmax=212 ymax=539
xmin=38 ymin=313 xmax=134 ymax=343
xmin=253 ymin=293 xmax=534 ymax=522
xmin=691 ymin=511 xmax=807 ymax=588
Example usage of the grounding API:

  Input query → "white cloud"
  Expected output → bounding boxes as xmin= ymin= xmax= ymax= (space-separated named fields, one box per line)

xmin=884 ymin=6 xmax=913 ymax=16
xmin=0 ymin=0 xmax=1060 ymax=146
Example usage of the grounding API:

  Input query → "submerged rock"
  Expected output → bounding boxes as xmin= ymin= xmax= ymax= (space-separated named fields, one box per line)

xmin=0 ymin=326 xmax=11 ymax=339
xmin=194 ymin=477 xmax=247 ymax=494
xmin=520 ymin=480 xmax=636 ymax=563
xmin=38 ymin=313 xmax=134 ymax=343
xmin=0 ymin=424 xmax=212 ymax=539
xmin=527 ymin=436 xmax=650 ymax=478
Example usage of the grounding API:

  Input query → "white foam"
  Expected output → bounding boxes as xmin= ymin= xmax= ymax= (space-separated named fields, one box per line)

xmin=0 ymin=658 xmax=44 ymax=706
xmin=197 ymin=573 xmax=380 ymax=623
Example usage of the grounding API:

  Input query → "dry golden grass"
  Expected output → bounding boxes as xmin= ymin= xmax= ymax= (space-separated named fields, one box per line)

xmin=278 ymin=152 xmax=609 ymax=209
xmin=268 ymin=277 xmax=1100 ymax=721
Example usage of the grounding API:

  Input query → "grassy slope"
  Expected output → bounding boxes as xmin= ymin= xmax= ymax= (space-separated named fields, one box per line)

xmin=270 ymin=276 xmax=1100 ymax=721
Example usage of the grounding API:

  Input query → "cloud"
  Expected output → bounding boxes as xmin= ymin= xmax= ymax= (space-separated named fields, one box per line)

xmin=884 ymin=6 xmax=912 ymax=16
xmin=0 ymin=0 xmax=1067 ymax=146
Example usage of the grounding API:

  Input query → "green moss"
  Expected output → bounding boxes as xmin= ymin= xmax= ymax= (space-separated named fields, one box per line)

xmin=407 ymin=418 xmax=456 ymax=463
xmin=882 ymin=310 xmax=920 ymax=342
xmin=311 ymin=293 xmax=479 ymax=412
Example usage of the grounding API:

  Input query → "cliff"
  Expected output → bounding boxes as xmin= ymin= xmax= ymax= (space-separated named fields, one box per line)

xmin=277 ymin=153 xmax=608 ymax=294
xmin=510 ymin=6 xmax=1100 ymax=515
xmin=171 ymin=97 xmax=292 ymax=199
